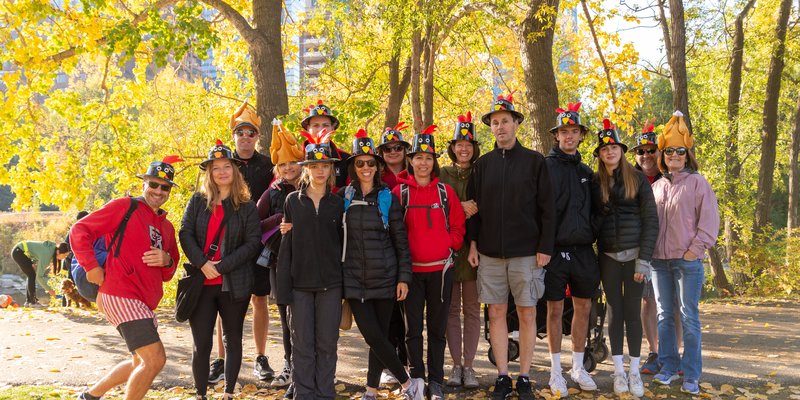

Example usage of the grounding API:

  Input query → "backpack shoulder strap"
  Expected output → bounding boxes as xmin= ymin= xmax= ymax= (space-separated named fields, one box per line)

xmin=400 ymin=184 xmax=409 ymax=221
xmin=343 ymin=185 xmax=355 ymax=211
xmin=437 ymin=182 xmax=450 ymax=231
xmin=377 ymin=187 xmax=391 ymax=229
xmin=109 ymin=197 xmax=140 ymax=258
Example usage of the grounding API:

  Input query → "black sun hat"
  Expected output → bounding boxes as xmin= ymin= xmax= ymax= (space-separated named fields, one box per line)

xmin=300 ymin=100 xmax=340 ymax=131
xmin=137 ymin=155 xmax=184 ymax=186
xmin=200 ymin=139 xmax=242 ymax=170
xmin=481 ymin=92 xmax=524 ymax=126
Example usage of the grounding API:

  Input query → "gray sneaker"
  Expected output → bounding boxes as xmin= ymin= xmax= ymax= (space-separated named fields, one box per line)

xmin=401 ymin=377 xmax=425 ymax=400
xmin=447 ymin=365 xmax=463 ymax=386
xmin=428 ymin=381 xmax=444 ymax=400
xmin=463 ymin=367 xmax=479 ymax=389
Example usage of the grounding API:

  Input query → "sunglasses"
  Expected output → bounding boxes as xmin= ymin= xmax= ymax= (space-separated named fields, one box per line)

xmin=382 ymin=144 xmax=405 ymax=153
xmin=635 ymin=148 xmax=657 ymax=155
xmin=355 ymin=159 xmax=377 ymax=168
xmin=664 ymin=147 xmax=687 ymax=156
xmin=147 ymin=181 xmax=172 ymax=192
xmin=235 ymin=129 xmax=258 ymax=138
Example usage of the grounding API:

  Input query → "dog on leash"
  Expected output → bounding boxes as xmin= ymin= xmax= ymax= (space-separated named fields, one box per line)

xmin=61 ymin=279 xmax=93 ymax=308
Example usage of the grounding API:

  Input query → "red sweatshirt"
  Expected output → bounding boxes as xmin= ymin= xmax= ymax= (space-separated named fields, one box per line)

xmin=70 ymin=197 xmax=179 ymax=310
xmin=393 ymin=171 xmax=466 ymax=273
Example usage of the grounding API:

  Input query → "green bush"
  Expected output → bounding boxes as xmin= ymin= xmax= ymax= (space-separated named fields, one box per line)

xmin=730 ymin=228 xmax=800 ymax=297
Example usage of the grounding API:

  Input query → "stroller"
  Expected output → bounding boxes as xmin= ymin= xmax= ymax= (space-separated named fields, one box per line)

xmin=483 ymin=287 xmax=608 ymax=372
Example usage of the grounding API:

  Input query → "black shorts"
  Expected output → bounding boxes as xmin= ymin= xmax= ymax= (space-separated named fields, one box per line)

xmin=252 ymin=264 xmax=271 ymax=297
xmin=117 ymin=318 xmax=160 ymax=353
xmin=543 ymin=245 xmax=600 ymax=301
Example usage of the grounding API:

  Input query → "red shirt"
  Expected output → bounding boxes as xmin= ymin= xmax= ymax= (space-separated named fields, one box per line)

xmin=203 ymin=204 xmax=225 ymax=285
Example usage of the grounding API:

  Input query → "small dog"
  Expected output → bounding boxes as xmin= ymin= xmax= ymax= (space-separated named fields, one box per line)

xmin=61 ymin=279 xmax=93 ymax=309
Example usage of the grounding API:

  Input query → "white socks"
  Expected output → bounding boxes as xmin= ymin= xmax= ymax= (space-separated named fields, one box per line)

xmin=572 ymin=351 xmax=585 ymax=372
xmin=550 ymin=353 xmax=562 ymax=375
xmin=630 ymin=356 xmax=641 ymax=376
xmin=612 ymin=355 xmax=625 ymax=375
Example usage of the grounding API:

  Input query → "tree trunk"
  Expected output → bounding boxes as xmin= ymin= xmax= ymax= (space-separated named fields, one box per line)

xmin=723 ymin=0 xmax=756 ymax=261
xmin=753 ymin=0 xmax=792 ymax=235
xmin=384 ymin=54 xmax=411 ymax=129
xmin=788 ymin=92 xmax=800 ymax=234
xmin=250 ymin=0 xmax=288 ymax=152
xmin=410 ymin=29 xmax=423 ymax=134
xmin=518 ymin=0 xmax=559 ymax=153
xmin=707 ymin=246 xmax=735 ymax=297
xmin=666 ymin=0 xmax=692 ymax=132
xmin=422 ymin=39 xmax=436 ymax=128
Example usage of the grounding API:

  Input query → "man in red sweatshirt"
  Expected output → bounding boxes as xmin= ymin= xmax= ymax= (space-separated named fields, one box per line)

xmin=71 ymin=157 xmax=181 ymax=400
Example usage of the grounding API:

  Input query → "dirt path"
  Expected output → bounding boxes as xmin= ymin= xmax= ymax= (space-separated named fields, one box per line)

xmin=0 ymin=298 xmax=798 ymax=398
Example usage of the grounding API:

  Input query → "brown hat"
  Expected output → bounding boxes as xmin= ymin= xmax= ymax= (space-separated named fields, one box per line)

xmin=230 ymin=100 xmax=261 ymax=133
xmin=270 ymin=118 xmax=304 ymax=165
xmin=658 ymin=111 xmax=693 ymax=149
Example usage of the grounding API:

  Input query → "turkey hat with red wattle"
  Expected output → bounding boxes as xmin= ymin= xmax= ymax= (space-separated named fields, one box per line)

xmin=200 ymin=139 xmax=242 ymax=170
xmin=633 ymin=119 xmax=658 ymax=150
xmin=550 ymin=102 xmax=588 ymax=133
xmin=299 ymin=129 xmax=339 ymax=165
xmin=593 ymin=119 xmax=627 ymax=156
xmin=481 ymin=92 xmax=524 ymax=126
xmin=137 ymin=155 xmax=184 ymax=186
xmin=378 ymin=121 xmax=412 ymax=150
xmin=300 ymin=100 xmax=340 ymax=131
xmin=408 ymin=125 xmax=441 ymax=158
xmin=347 ymin=129 xmax=384 ymax=164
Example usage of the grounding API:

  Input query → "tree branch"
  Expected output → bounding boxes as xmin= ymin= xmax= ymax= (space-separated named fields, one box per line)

xmin=47 ymin=0 xmax=180 ymax=64
xmin=580 ymin=0 xmax=618 ymax=111
xmin=199 ymin=0 xmax=257 ymax=45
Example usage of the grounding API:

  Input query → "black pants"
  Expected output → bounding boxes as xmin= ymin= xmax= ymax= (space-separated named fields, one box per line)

xmin=279 ymin=303 xmax=292 ymax=362
xmin=12 ymin=247 xmax=37 ymax=303
xmin=599 ymin=253 xmax=644 ymax=357
xmin=350 ymin=298 xmax=410 ymax=388
xmin=189 ymin=284 xmax=250 ymax=395
xmin=388 ymin=302 xmax=408 ymax=366
xmin=289 ymin=287 xmax=341 ymax=400
xmin=403 ymin=268 xmax=453 ymax=385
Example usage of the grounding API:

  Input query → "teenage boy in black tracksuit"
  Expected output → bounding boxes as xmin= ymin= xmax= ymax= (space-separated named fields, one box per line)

xmin=542 ymin=103 xmax=599 ymax=397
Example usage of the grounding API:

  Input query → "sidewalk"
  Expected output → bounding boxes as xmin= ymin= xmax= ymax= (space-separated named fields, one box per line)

xmin=0 ymin=299 xmax=797 ymax=398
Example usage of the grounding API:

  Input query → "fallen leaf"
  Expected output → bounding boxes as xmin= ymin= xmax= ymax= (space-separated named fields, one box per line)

xmin=49 ymin=368 xmax=60 ymax=372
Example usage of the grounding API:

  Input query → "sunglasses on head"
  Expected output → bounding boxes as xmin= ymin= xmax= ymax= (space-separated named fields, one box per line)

xmin=382 ymin=144 xmax=405 ymax=153
xmin=235 ymin=129 xmax=258 ymax=138
xmin=147 ymin=181 xmax=172 ymax=192
xmin=355 ymin=159 xmax=377 ymax=168
xmin=635 ymin=148 xmax=657 ymax=155
xmin=664 ymin=147 xmax=687 ymax=156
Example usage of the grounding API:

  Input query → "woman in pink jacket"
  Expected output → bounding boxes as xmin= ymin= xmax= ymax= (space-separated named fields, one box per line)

xmin=650 ymin=112 xmax=719 ymax=395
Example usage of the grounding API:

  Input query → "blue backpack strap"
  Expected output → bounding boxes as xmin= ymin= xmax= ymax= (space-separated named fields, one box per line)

xmin=437 ymin=182 xmax=450 ymax=231
xmin=343 ymin=185 xmax=355 ymax=211
xmin=377 ymin=187 xmax=392 ymax=229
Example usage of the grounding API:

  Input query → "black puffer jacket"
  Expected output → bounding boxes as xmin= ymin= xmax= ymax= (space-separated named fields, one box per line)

xmin=179 ymin=193 xmax=262 ymax=301
xmin=591 ymin=168 xmax=659 ymax=261
xmin=545 ymin=146 xmax=595 ymax=247
xmin=339 ymin=184 xmax=412 ymax=301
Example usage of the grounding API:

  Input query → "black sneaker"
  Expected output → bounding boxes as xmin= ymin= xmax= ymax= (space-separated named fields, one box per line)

xmin=254 ymin=354 xmax=275 ymax=380
xmin=428 ymin=381 xmax=444 ymax=400
xmin=284 ymin=382 xmax=295 ymax=399
xmin=77 ymin=392 xmax=101 ymax=400
xmin=208 ymin=358 xmax=225 ymax=384
xmin=491 ymin=375 xmax=513 ymax=400
xmin=516 ymin=376 xmax=536 ymax=400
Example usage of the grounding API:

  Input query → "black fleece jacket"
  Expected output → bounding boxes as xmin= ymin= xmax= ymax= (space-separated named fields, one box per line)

xmin=276 ymin=187 xmax=344 ymax=305
xmin=545 ymin=146 xmax=596 ymax=247
xmin=591 ymin=168 xmax=659 ymax=261
xmin=179 ymin=193 xmax=262 ymax=301
xmin=339 ymin=184 xmax=412 ymax=301
xmin=467 ymin=140 xmax=555 ymax=258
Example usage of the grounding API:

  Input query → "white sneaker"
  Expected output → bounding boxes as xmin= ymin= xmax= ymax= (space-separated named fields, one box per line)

xmin=548 ymin=374 xmax=568 ymax=398
xmin=400 ymin=377 xmax=425 ymax=400
xmin=569 ymin=368 xmax=597 ymax=391
xmin=628 ymin=372 xmax=644 ymax=397
xmin=380 ymin=369 xmax=398 ymax=385
xmin=612 ymin=373 xmax=629 ymax=395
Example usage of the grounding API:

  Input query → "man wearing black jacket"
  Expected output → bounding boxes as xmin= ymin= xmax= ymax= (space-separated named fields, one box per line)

xmin=543 ymin=103 xmax=599 ymax=397
xmin=467 ymin=94 xmax=555 ymax=400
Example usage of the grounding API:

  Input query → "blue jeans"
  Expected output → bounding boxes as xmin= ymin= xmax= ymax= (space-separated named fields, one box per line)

xmin=651 ymin=258 xmax=704 ymax=381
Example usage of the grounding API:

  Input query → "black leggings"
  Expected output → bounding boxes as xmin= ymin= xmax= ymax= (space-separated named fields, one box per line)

xmin=278 ymin=303 xmax=292 ymax=362
xmin=189 ymin=284 xmax=250 ymax=395
xmin=599 ymin=253 xmax=644 ymax=357
xmin=388 ymin=302 xmax=408 ymax=366
xmin=404 ymin=269 xmax=453 ymax=385
xmin=349 ymin=298 xmax=410 ymax=388
xmin=12 ymin=247 xmax=37 ymax=303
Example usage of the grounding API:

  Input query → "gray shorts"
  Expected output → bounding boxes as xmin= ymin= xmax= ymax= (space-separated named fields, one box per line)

xmin=117 ymin=318 xmax=160 ymax=353
xmin=477 ymin=253 xmax=545 ymax=307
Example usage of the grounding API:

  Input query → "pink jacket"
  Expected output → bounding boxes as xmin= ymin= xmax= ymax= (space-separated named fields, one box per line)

xmin=651 ymin=170 xmax=720 ymax=260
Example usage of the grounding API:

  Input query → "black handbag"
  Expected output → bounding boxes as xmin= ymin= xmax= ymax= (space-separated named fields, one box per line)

xmin=175 ymin=210 xmax=230 ymax=322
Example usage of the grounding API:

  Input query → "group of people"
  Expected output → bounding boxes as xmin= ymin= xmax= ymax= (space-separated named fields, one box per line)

xmin=52 ymin=92 xmax=718 ymax=400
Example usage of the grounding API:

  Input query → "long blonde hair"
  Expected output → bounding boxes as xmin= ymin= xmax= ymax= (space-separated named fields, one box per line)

xmin=597 ymin=155 xmax=640 ymax=203
xmin=200 ymin=159 xmax=251 ymax=210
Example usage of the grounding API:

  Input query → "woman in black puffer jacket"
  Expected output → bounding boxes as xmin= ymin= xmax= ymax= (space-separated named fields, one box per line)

xmin=590 ymin=123 xmax=658 ymax=397
xmin=339 ymin=130 xmax=422 ymax=400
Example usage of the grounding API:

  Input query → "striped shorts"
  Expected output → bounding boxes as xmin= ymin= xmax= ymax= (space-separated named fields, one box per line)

xmin=97 ymin=292 xmax=158 ymax=328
